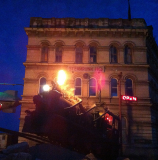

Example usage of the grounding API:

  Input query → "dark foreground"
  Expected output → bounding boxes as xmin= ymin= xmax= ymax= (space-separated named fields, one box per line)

xmin=0 ymin=142 xmax=134 ymax=160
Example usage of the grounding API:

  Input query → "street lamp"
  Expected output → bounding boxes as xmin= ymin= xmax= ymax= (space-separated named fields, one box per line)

xmin=43 ymin=84 xmax=50 ymax=92
xmin=118 ymin=72 xmax=122 ymax=156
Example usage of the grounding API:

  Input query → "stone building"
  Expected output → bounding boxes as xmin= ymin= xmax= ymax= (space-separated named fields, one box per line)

xmin=19 ymin=17 xmax=158 ymax=158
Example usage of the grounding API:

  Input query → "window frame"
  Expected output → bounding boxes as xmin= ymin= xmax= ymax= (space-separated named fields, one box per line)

xmin=75 ymin=46 xmax=83 ymax=63
xmin=39 ymin=77 xmax=46 ymax=94
xmin=110 ymin=45 xmax=118 ymax=63
xmin=111 ymin=78 xmax=118 ymax=97
xmin=74 ymin=78 xmax=82 ymax=96
xmin=89 ymin=78 xmax=97 ymax=96
xmin=89 ymin=46 xmax=97 ymax=63
xmin=41 ymin=46 xmax=48 ymax=62
xmin=125 ymin=78 xmax=133 ymax=96
xmin=55 ymin=46 xmax=62 ymax=63
xmin=124 ymin=45 xmax=132 ymax=64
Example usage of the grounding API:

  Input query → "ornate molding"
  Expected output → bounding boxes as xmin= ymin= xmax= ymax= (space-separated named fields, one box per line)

xmin=25 ymin=28 xmax=148 ymax=39
xmin=29 ymin=17 xmax=147 ymax=28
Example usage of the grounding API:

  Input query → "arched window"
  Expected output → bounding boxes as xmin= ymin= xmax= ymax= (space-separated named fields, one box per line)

xmin=110 ymin=45 xmax=117 ymax=63
xmin=75 ymin=47 xmax=83 ymax=63
xmin=124 ymin=45 xmax=132 ymax=64
xmin=89 ymin=78 xmax=96 ymax=96
xmin=41 ymin=46 xmax=48 ymax=62
xmin=39 ymin=77 xmax=46 ymax=93
xmin=111 ymin=78 xmax=117 ymax=97
xmin=125 ymin=78 xmax=133 ymax=96
xmin=75 ymin=78 xmax=82 ymax=96
xmin=55 ymin=46 xmax=62 ymax=62
xmin=90 ymin=46 xmax=97 ymax=63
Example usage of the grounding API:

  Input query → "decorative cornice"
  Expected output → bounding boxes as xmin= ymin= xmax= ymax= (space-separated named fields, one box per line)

xmin=25 ymin=17 xmax=148 ymax=38
xmin=25 ymin=27 xmax=148 ymax=38
xmin=29 ymin=17 xmax=147 ymax=29
xmin=23 ymin=62 xmax=149 ymax=68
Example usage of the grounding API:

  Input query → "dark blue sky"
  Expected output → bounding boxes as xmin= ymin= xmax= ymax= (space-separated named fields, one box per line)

xmin=0 ymin=0 xmax=158 ymax=131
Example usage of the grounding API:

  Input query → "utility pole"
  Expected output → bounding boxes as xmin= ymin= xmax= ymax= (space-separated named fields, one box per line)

xmin=118 ymin=72 xmax=122 ymax=156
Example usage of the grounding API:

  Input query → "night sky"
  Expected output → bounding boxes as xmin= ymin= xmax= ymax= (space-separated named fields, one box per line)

xmin=0 ymin=0 xmax=158 ymax=131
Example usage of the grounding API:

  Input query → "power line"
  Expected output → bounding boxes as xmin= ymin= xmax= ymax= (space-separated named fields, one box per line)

xmin=0 ymin=83 xmax=23 ymax=86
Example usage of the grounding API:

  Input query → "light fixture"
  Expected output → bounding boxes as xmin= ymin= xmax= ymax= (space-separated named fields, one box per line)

xmin=43 ymin=84 xmax=50 ymax=91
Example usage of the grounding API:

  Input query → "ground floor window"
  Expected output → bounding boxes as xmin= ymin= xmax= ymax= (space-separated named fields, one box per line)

xmin=39 ymin=77 xmax=46 ymax=93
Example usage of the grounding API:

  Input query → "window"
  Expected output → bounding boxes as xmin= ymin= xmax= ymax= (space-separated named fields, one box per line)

xmin=111 ymin=78 xmax=117 ymax=97
xmin=90 ymin=46 xmax=97 ymax=63
xmin=110 ymin=46 xmax=117 ymax=63
xmin=55 ymin=46 xmax=62 ymax=62
xmin=2 ymin=135 xmax=5 ymax=140
xmin=89 ymin=78 xmax=96 ymax=96
xmin=125 ymin=79 xmax=133 ymax=96
xmin=39 ymin=77 xmax=46 ymax=93
xmin=75 ymin=47 xmax=83 ymax=63
xmin=41 ymin=46 xmax=48 ymax=62
xmin=75 ymin=78 xmax=81 ymax=96
xmin=124 ymin=45 xmax=132 ymax=64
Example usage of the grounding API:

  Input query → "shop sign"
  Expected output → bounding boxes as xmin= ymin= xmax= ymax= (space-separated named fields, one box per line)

xmin=121 ymin=95 xmax=137 ymax=101
xmin=68 ymin=66 xmax=104 ymax=72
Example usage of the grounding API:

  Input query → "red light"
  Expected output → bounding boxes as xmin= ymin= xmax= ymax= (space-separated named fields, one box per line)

xmin=105 ymin=117 xmax=109 ymax=121
xmin=121 ymin=95 xmax=137 ymax=101
xmin=0 ymin=103 xmax=2 ymax=109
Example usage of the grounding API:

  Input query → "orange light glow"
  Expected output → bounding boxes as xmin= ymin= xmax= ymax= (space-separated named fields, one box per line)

xmin=57 ymin=70 xmax=66 ymax=86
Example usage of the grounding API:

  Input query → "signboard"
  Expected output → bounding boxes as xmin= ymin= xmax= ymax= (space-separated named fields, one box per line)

xmin=121 ymin=95 xmax=137 ymax=101
xmin=68 ymin=66 xmax=104 ymax=72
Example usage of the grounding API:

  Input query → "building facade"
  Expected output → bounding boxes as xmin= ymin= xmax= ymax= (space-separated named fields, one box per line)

xmin=19 ymin=17 xmax=158 ymax=158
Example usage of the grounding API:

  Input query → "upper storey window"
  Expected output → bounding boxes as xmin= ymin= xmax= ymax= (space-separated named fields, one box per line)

xmin=110 ymin=46 xmax=117 ymax=63
xmin=76 ymin=47 xmax=83 ymax=63
xmin=124 ymin=45 xmax=132 ymax=64
xmin=55 ymin=46 xmax=62 ymax=63
xmin=41 ymin=46 xmax=48 ymax=62
xmin=125 ymin=78 xmax=133 ymax=96
xmin=90 ymin=46 xmax=97 ymax=63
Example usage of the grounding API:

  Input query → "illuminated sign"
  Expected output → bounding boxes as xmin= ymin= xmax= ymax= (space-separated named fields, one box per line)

xmin=121 ymin=95 xmax=137 ymax=101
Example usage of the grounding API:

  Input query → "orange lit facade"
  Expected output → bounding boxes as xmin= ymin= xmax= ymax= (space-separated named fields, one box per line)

xmin=19 ymin=17 xmax=158 ymax=157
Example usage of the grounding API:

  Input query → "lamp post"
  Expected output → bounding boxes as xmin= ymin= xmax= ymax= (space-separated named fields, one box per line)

xmin=118 ymin=72 xmax=122 ymax=156
xmin=98 ymin=73 xmax=101 ymax=103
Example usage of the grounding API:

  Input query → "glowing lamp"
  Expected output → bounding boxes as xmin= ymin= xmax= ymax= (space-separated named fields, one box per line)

xmin=57 ymin=70 xmax=66 ymax=86
xmin=43 ymin=85 xmax=50 ymax=91
xmin=0 ymin=103 xmax=2 ymax=109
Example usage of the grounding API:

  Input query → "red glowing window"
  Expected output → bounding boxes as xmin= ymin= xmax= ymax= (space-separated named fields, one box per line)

xmin=121 ymin=95 xmax=137 ymax=101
